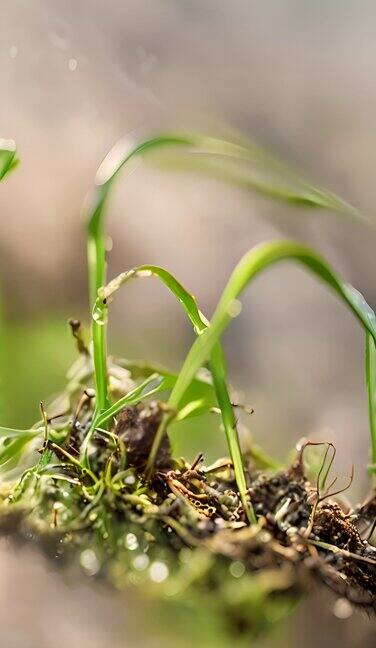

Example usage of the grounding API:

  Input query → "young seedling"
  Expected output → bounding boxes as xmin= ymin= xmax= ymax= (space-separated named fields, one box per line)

xmin=85 ymin=131 xmax=374 ymax=523
xmin=0 ymin=132 xmax=375 ymax=635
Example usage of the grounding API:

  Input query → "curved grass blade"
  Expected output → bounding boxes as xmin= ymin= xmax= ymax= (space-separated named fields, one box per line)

xmin=0 ymin=426 xmax=42 ymax=439
xmin=146 ymin=240 xmax=376 ymax=476
xmin=95 ymin=264 xmax=256 ymax=522
xmin=80 ymin=373 xmax=175 ymax=461
xmin=0 ymin=434 xmax=37 ymax=472
xmin=87 ymin=135 xmax=195 ymax=306
xmin=88 ymin=133 xmax=358 ymax=302
xmin=115 ymin=359 xmax=218 ymax=419
xmin=95 ymin=373 xmax=174 ymax=428
xmin=154 ymin=134 xmax=359 ymax=216
xmin=0 ymin=427 xmax=42 ymax=475
xmin=169 ymin=241 xmax=376 ymax=408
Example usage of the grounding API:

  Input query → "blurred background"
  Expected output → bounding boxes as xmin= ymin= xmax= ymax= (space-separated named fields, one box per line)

xmin=1 ymin=1 xmax=376 ymax=646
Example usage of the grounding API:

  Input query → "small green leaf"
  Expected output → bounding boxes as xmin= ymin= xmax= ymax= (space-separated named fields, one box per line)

xmin=0 ymin=140 xmax=19 ymax=181
xmin=0 ymin=435 xmax=36 ymax=471
xmin=0 ymin=426 xmax=42 ymax=439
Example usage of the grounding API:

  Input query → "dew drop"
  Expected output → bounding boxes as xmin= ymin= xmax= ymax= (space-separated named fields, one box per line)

xmin=333 ymin=598 xmax=352 ymax=619
xmin=137 ymin=269 xmax=153 ymax=278
xmin=149 ymin=561 xmax=169 ymax=583
xmin=92 ymin=303 xmax=106 ymax=325
xmin=0 ymin=138 xmax=16 ymax=152
xmin=125 ymin=533 xmax=138 ymax=551
xmin=80 ymin=549 xmax=100 ymax=576
xmin=229 ymin=561 xmax=245 ymax=578
xmin=133 ymin=554 xmax=149 ymax=571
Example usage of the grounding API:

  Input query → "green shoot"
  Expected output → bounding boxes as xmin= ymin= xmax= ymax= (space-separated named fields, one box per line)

xmin=92 ymin=308 xmax=108 ymax=414
xmin=146 ymin=240 xmax=376 ymax=477
xmin=366 ymin=332 xmax=376 ymax=484
xmin=0 ymin=426 xmax=43 ymax=478
xmin=85 ymin=131 xmax=359 ymax=514
xmin=80 ymin=369 xmax=217 ymax=460
xmin=94 ymin=374 xmax=173 ymax=428
xmin=92 ymin=264 xmax=256 ymax=523
xmin=0 ymin=140 xmax=19 ymax=181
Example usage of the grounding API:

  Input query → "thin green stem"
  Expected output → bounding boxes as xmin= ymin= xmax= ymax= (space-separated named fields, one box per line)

xmin=209 ymin=344 xmax=256 ymax=523
xmin=92 ymin=311 xmax=109 ymax=415
xmin=87 ymin=185 xmax=108 ymax=306
xmin=87 ymin=186 xmax=110 ymax=416
xmin=365 ymin=332 xmax=376 ymax=486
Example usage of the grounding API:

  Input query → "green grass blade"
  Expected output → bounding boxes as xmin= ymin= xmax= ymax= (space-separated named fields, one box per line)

xmin=97 ymin=371 xmax=219 ymax=429
xmin=0 ymin=140 xmax=19 ymax=181
xmin=168 ymin=240 xmax=376 ymax=408
xmin=88 ymin=133 xmax=358 ymax=273
xmin=80 ymin=367 xmax=217 ymax=464
xmin=115 ymin=359 xmax=218 ymax=414
xmin=96 ymin=264 xmax=256 ymax=522
xmin=0 ymin=435 xmax=36 ymax=471
xmin=98 ymin=265 xmax=206 ymax=332
xmin=80 ymin=373 xmax=173 ymax=462
xmin=209 ymin=342 xmax=254 ymax=520
xmin=95 ymin=374 xmax=174 ymax=428
xmin=0 ymin=426 xmax=42 ymax=439
xmin=92 ymin=310 xmax=109 ymax=414
xmin=365 ymin=332 xmax=376 ymax=482
xmin=0 ymin=427 xmax=41 ymax=475
xmin=87 ymin=135 xmax=195 ymax=305
xmin=154 ymin=134 xmax=359 ymax=216
xmin=144 ymin=240 xmax=376 ymax=477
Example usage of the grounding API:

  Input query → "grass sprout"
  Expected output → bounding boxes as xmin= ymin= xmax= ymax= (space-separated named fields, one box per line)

xmin=0 ymin=131 xmax=375 ymax=634
xmin=86 ymin=131 xmax=366 ymax=522
xmin=93 ymin=264 xmax=256 ymax=522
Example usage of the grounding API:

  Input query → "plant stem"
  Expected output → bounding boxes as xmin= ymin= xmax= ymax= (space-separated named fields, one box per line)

xmin=87 ymin=185 xmax=109 ymax=417
xmin=92 ymin=312 xmax=109 ymax=414
xmin=209 ymin=344 xmax=257 ymax=524
xmin=365 ymin=332 xmax=376 ymax=487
